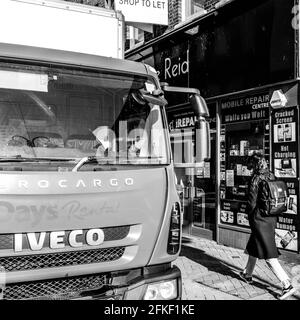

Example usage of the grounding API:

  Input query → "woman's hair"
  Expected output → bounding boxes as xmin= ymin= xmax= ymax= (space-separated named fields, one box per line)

xmin=247 ymin=152 xmax=268 ymax=173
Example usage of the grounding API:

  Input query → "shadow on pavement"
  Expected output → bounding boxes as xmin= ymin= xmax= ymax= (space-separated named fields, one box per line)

xmin=181 ymin=236 xmax=195 ymax=244
xmin=179 ymin=244 xmax=280 ymax=299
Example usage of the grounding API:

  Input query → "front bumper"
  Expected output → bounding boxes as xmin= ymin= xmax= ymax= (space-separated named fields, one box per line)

xmin=74 ymin=265 xmax=182 ymax=300
xmin=1 ymin=263 xmax=181 ymax=300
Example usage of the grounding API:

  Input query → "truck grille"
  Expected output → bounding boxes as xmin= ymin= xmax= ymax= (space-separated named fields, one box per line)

xmin=3 ymin=274 xmax=107 ymax=300
xmin=0 ymin=226 xmax=130 ymax=250
xmin=0 ymin=247 xmax=125 ymax=272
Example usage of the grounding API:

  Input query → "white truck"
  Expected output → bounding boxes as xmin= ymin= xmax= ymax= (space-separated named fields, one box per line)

xmin=0 ymin=0 xmax=124 ymax=58
xmin=0 ymin=0 xmax=210 ymax=300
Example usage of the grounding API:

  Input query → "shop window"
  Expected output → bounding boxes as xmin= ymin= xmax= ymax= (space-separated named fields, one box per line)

xmin=126 ymin=26 xmax=145 ymax=50
xmin=219 ymin=93 xmax=271 ymax=229
xmin=191 ymin=0 xmax=206 ymax=14
xmin=182 ymin=0 xmax=207 ymax=22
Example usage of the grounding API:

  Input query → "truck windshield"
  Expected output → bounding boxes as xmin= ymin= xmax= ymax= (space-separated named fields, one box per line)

xmin=0 ymin=65 xmax=169 ymax=170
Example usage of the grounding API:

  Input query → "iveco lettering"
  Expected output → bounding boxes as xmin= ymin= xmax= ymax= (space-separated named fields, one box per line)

xmin=14 ymin=229 xmax=105 ymax=252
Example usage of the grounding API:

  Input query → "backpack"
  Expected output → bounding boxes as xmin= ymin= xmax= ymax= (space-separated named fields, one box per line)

xmin=259 ymin=179 xmax=289 ymax=216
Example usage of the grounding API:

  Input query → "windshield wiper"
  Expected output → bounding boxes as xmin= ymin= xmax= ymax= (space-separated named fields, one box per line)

xmin=72 ymin=156 xmax=114 ymax=172
xmin=72 ymin=155 xmax=165 ymax=171
xmin=0 ymin=156 xmax=76 ymax=163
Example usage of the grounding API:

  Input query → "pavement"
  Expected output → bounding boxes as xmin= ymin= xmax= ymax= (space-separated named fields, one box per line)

xmin=173 ymin=235 xmax=300 ymax=300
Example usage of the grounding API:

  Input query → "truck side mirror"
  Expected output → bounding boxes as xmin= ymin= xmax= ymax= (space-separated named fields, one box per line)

xmin=160 ymin=83 xmax=212 ymax=164
xmin=195 ymin=118 xmax=211 ymax=162
xmin=190 ymin=94 xmax=211 ymax=162
xmin=190 ymin=94 xmax=209 ymax=118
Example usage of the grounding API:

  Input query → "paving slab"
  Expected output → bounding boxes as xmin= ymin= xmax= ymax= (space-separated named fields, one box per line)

xmin=173 ymin=236 xmax=300 ymax=300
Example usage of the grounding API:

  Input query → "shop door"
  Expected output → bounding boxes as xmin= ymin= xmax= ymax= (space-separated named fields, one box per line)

xmin=171 ymin=130 xmax=194 ymax=235
xmin=191 ymin=131 xmax=216 ymax=239
xmin=171 ymin=128 xmax=217 ymax=240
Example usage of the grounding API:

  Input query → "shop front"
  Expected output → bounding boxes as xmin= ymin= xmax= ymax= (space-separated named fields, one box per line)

xmin=164 ymin=82 xmax=300 ymax=253
xmin=216 ymin=83 xmax=299 ymax=253
xmin=126 ymin=0 xmax=300 ymax=253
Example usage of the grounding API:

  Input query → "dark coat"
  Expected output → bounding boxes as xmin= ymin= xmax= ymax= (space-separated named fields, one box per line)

xmin=245 ymin=169 xmax=279 ymax=259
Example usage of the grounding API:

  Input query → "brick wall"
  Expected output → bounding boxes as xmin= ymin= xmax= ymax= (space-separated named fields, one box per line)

xmin=204 ymin=0 xmax=221 ymax=11
xmin=146 ymin=0 xmax=222 ymax=40
xmin=168 ymin=0 xmax=182 ymax=29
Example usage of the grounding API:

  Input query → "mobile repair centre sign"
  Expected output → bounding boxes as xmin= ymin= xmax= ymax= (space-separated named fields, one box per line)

xmin=115 ymin=0 xmax=168 ymax=25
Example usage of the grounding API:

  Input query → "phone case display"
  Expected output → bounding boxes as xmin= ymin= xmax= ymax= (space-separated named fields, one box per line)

xmin=271 ymin=105 xmax=299 ymax=252
xmin=220 ymin=92 xmax=270 ymax=228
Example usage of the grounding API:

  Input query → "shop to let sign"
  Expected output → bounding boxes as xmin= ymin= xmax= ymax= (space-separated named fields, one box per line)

xmin=115 ymin=0 xmax=168 ymax=25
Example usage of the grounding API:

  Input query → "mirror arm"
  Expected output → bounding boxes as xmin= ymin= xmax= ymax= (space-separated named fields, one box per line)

xmin=160 ymin=82 xmax=200 ymax=95
xmin=160 ymin=83 xmax=209 ymax=118
xmin=139 ymin=89 xmax=168 ymax=107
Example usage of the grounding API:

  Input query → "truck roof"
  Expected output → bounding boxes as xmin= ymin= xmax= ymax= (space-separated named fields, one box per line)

xmin=0 ymin=42 xmax=149 ymax=76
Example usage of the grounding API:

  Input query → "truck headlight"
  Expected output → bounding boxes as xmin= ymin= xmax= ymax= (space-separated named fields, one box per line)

xmin=144 ymin=280 xmax=177 ymax=300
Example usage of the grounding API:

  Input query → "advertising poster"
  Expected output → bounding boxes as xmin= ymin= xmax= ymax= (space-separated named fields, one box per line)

xmin=220 ymin=201 xmax=236 ymax=225
xmin=220 ymin=200 xmax=249 ymax=227
xmin=220 ymin=127 xmax=227 ymax=201
xmin=274 ymin=158 xmax=297 ymax=178
xmin=272 ymin=106 xmax=298 ymax=178
xmin=237 ymin=202 xmax=250 ymax=227
xmin=275 ymin=230 xmax=298 ymax=251
xmin=204 ymin=162 xmax=211 ymax=178
xmin=237 ymin=212 xmax=250 ymax=227
xmin=285 ymin=180 xmax=298 ymax=215
xmin=226 ymin=170 xmax=234 ymax=187
xmin=275 ymin=214 xmax=298 ymax=252
xmin=271 ymin=105 xmax=299 ymax=252
xmin=220 ymin=210 xmax=234 ymax=224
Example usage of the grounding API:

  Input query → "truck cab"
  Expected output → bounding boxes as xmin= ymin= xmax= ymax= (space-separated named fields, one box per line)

xmin=0 ymin=43 xmax=183 ymax=300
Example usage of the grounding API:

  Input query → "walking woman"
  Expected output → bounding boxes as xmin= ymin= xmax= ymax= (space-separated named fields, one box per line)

xmin=240 ymin=153 xmax=296 ymax=300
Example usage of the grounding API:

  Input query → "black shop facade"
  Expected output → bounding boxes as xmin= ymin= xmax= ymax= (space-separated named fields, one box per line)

xmin=126 ymin=0 xmax=300 ymax=254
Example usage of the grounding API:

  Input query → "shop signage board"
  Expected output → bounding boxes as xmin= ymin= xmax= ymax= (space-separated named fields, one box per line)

xmin=148 ymin=42 xmax=189 ymax=107
xmin=271 ymin=105 xmax=299 ymax=253
xmin=157 ymin=47 xmax=189 ymax=88
xmin=115 ymin=0 xmax=168 ymax=25
xmin=168 ymin=112 xmax=197 ymax=132
xmin=270 ymin=90 xmax=288 ymax=108
xmin=221 ymin=93 xmax=270 ymax=124
xmin=167 ymin=107 xmax=216 ymax=132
